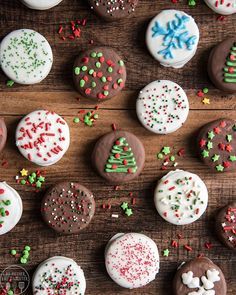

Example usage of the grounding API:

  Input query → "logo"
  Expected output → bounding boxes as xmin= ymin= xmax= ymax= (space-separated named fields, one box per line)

xmin=0 ymin=265 xmax=30 ymax=294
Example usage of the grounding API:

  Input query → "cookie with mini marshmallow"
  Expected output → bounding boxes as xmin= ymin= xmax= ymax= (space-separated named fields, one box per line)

xmin=146 ymin=10 xmax=199 ymax=68
xmin=204 ymin=0 xmax=236 ymax=15
xmin=105 ymin=233 xmax=160 ymax=289
xmin=15 ymin=110 xmax=70 ymax=166
xmin=154 ymin=170 xmax=208 ymax=225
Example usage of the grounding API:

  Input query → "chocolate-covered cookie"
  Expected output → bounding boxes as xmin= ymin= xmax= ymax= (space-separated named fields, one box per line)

xmin=73 ymin=47 xmax=126 ymax=101
xmin=215 ymin=202 xmax=236 ymax=250
xmin=197 ymin=119 xmax=236 ymax=172
xmin=88 ymin=0 xmax=138 ymax=21
xmin=208 ymin=38 xmax=236 ymax=93
xmin=173 ymin=257 xmax=227 ymax=295
xmin=41 ymin=182 xmax=95 ymax=234
xmin=92 ymin=131 xmax=145 ymax=184
xmin=0 ymin=118 xmax=7 ymax=154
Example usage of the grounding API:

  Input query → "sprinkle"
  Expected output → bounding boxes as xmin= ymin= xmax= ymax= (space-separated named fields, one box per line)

xmin=125 ymin=208 xmax=133 ymax=217
xmin=111 ymin=214 xmax=119 ymax=218
xmin=188 ymin=0 xmax=196 ymax=7
xmin=202 ymin=97 xmax=210 ymax=105
xmin=73 ymin=117 xmax=80 ymax=123
xmin=163 ymin=249 xmax=170 ymax=257
xmin=184 ymin=244 xmax=192 ymax=251
xmin=10 ymin=249 xmax=17 ymax=256
xmin=157 ymin=153 xmax=164 ymax=159
xmin=120 ymin=202 xmax=129 ymax=210
xmin=204 ymin=242 xmax=213 ymax=250
xmin=20 ymin=168 xmax=28 ymax=177
xmin=162 ymin=146 xmax=171 ymax=155
xmin=203 ymin=87 xmax=209 ymax=94
xmin=6 ymin=80 xmax=14 ymax=87
xmin=171 ymin=240 xmax=179 ymax=248
xmin=111 ymin=123 xmax=117 ymax=131
xmin=177 ymin=148 xmax=185 ymax=157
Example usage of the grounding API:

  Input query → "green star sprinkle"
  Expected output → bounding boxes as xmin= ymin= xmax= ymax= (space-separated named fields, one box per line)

xmin=208 ymin=131 xmax=215 ymax=140
xmin=216 ymin=165 xmax=224 ymax=172
xmin=162 ymin=147 xmax=171 ymax=155
xmin=163 ymin=249 xmax=170 ymax=257
xmin=201 ymin=150 xmax=209 ymax=158
xmin=37 ymin=176 xmax=45 ymax=182
xmin=28 ymin=176 xmax=35 ymax=184
xmin=212 ymin=154 xmax=220 ymax=162
xmin=36 ymin=180 xmax=42 ymax=188
xmin=207 ymin=141 xmax=213 ymax=150
xmin=125 ymin=208 xmax=133 ymax=217
xmin=229 ymin=155 xmax=236 ymax=162
xmin=226 ymin=134 xmax=232 ymax=142
xmin=120 ymin=202 xmax=129 ymax=210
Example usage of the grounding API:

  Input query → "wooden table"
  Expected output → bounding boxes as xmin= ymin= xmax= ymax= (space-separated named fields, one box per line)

xmin=0 ymin=0 xmax=235 ymax=294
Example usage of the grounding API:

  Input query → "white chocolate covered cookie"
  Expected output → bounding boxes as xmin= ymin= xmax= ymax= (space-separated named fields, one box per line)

xmin=204 ymin=0 xmax=236 ymax=15
xmin=20 ymin=0 xmax=63 ymax=10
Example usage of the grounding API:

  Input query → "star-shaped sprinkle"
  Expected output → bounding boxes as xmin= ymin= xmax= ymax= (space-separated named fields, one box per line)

xmin=20 ymin=169 xmax=28 ymax=177
xmin=208 ymin=131 xmax=215 ymax=140
xmin=229 ymin=155 xmax=236 ymax=162
xmin=225 ymin=144 xmax=233 ymax=152
xmin=36 ymin=180 xmax=42 ymax=188
xmin=207 ymin=141 xmax=213 ymax=150
xmin=201 ymin=150 xmax=209 ymax=158
xmin=218 ymin=143 xmax=225 ymax=151
xmin=120 ymin=202 xmax=129 ymax=211
xmin=163 ymin=249 xmax=170 ymax=257
xmin=216 ymin=164 xmax=224 ymax=172
xmin=228 ymin=236 xmax=234 ymax=242
xmin=222 ymin=222 xmax=226 ymax=227
xmin=226 ymin=134 xmax=232 ymax=142
xmin=162 ymin=147 xmax=171 ymax=155
xmin=125 ymin=208 xmax=133 ymax=217
xmin=202 ymin=97 xmax=210 ymax=105
xmin=212 ymin=154 xmax=220 ymax=162
xmin=213 ymin=127 xmax=221 ymax=134
xmin=223 ymin=161 xmax=231 ymax=168
xmin=37 ymin=175 xmax=45 ymax=182
xmin=220 ymin=121 xmax=226 ymax=128
xmin=199 ymin=139 xmax=206 ymax=148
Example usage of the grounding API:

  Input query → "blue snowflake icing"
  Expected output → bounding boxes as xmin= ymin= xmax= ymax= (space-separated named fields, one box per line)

xmin=151 ymin=13 xmax=197 ymax=60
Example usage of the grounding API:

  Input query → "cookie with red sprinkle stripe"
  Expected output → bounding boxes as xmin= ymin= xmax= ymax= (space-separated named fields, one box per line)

xmin=73 ymin=47 xmax=126 ymax=101
xmin=197 ymin=119 xmax=236 ymax=172
xmin=204 ymin=0 xmax=236 ymax=15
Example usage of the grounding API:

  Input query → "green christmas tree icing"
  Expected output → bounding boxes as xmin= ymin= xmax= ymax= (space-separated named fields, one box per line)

xmin=105 ymin=137 xmax=138 ymax=173
xmin=223 ymin=43 xmax=236 ymax=83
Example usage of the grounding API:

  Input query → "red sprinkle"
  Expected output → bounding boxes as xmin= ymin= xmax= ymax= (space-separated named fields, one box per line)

xmin=111 ymin=123 xmax=117 ymax=131
xmin=184 ymin=245 xmax=193 ymax=251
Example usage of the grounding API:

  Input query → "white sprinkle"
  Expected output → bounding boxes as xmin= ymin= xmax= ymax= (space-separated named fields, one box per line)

xmin=111 ymin=214 xmax=119 ymax=218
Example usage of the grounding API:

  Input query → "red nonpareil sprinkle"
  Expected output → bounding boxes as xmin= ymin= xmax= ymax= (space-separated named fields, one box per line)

xmin=204 ymin=242 xmax=213 ymax=249
xmin=111 ymin=123 xmax=117 ymax=131
xmin=184 ymin=245 xmax=192 ymax=251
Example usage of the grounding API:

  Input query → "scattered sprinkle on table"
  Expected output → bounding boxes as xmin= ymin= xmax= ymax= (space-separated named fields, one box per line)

xmin=15 ymin=169 xmax=46 ymax=190
xmin=163 ymin=248 xmax=170 ymax=257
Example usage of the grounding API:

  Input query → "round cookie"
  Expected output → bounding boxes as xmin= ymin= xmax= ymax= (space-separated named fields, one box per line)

xmin=20 ymin=0 xmax=63 ymax=10
xmin=41 ymin=182 xmax=95 ymax=234
xmin=105 ymin=233 xmax=160 ymax=289
xmin=73 ymin=47 xmax=126 ymax=101
xmin=91 ymin=131 xmax=145 ymax=184
xmin=197 ymin=119 xmax=236 ymax=172
xmin=208 ymin=38 xmax=236 ymax=93
xmin=88 ymin=0 xmax=139 ymax=21
xmin=154 ymin=170 xmax=208 ymax=225
xmin=0 ymin=118 xmax=7 ymax=154
xmin=0 ymin=182 xmax=23 ymax=235
xmin=15 ymin=110 xmax=70 ymax=166
xmin=0 ymin=29 xmax=53 ymax=85
xmin=32 ymin=256 xmax=86 ymax=294
xmin=215 ymin=201 xmax=236 ymax=250
xmin=136 ymin=80 xmax=189 ymax=134
xmin=146 ymin=10 xmax=199 ymax=68
xmin=173 ymin=257 xmax=227 ymax=295
xmin=204 ymin=0 xmax=236 ymax=15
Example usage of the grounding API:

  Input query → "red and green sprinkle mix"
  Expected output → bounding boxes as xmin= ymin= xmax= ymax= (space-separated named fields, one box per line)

xmin=15 ymin=169 xmax=46 ymax=189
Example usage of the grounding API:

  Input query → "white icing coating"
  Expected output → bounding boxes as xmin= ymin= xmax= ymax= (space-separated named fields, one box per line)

xmin=32 ymin=256 xmax=86 ymax=295
xmin=0 ymin=182 xmax=23 ymax=235
xmin=136 ymin=80 xmax=189 ymax=134
xmin=182 ymin=269 xmax=220 ymax=295
xmin=105 ymin=232 xmax=160 ymax=289
xmin=0 ymin=29 xmax=53 ymax=84
xmin=154 ymin=170 xmax=208 ymax=225
xmin=16 ymin=110 xmax=70 ymax=166
xmin=146 ymin=10 xmax=199 ymax=68
xmin=204 ymin=0 xmax=236 ymax=15
xmin=20 ymin=0 xmax=63 ymax=10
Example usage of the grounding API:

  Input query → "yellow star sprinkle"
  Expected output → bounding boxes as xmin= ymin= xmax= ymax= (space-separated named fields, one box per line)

xmin=202 ymin=97 xmax=210 ymax=105
xmin=20 ymin=168 xmax=28 ymax=176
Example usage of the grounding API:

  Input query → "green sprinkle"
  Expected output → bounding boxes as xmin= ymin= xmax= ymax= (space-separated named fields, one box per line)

xmin=216 ymin=164 xmax=224 ymax=172
xmin=20 ymin=257 xmax=27 ymax=264
xmin=125 ymin=208 xmax=133 ymax=217
xmin=37 ymin=175 xmax=45 ymax=182
xmin=101 ymin=77 xmax=106 ymax=82
xmin=118 ymin=60 xmax=124 ymax=66
xmin=7 ymin=291 xmax=14 ymax=295
xmin=74 ymin=67 xmax=80 ymax=75
xmin=170 ymin=156 xmax=175 ymax=162
xmin=6 ymin=80 xmax=14 ymax=87
xmin=96 ymin=62 xmax=101 ymax=68
xmin=203 ymin=87 xmax=209 ymax=94
xmin=163 ymin=249 xmax=169 ymax=257
xmin=10 ymin=249 xmax=17 ymax=256
xmin=93 ymin=114 xmax=99 ymax=119
xmin=117 ymin=78 xmax=123 ymax=84
xmin=73 ymin=117 xmax=80 ymax=123
xmin=226 ymin=134 xmax=232 ymax=142
xmin=36 ymin=180 xmax=42 ymax=188
xmin=162 ymin=147 xmax=171 ymax=155
xmin=81 ymin=66 xmax=87 ymax=72
xmin=91 ymin=81 xmax=96 ymax=88
xmin=212 ymin=154 xmax=220 ymax=162
xmin=157 ymin=153 xmax=163 ymax=159
xmin=89 ymin=69 xmax=94 ymax=75
xmin=31 ymin=172 xmax=36 ymax=179
xmin=121 ymin=202 xmax=129 ymax=210
xmin=24 ymin=246 xmax=31 ymax=251
xmin=97 ymin=52 xmax=103 ymax=57
xmin=201 ymin=150 xmax=209 ymax=158
xmin=207 ymin=141 xmax=213 ymax=150
xmin=208 ymin=131 xmax=215 ymax=140
xmin=80 ymin=79 xmax=85 ymax=87
xmin=108 ymin=67 xmax=113 ymax=73
xmin=20 ymin=179 xmax=26 ymax=185
xmin=104 ymin=91 xmax=109 ymax=96
xmin=90 ymin=52 xmax=97 ymax=58
xmin=229 ymin=155 xmax=236 ymax=162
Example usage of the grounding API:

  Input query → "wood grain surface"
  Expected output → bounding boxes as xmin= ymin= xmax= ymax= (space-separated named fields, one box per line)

xmin=0 ymin=0 xmax=236 ymax=294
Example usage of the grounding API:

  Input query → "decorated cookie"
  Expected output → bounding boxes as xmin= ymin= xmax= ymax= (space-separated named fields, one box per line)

xmin=154 ymin=170 xmax=208 ymax=225
xmin=105 ymin=233 xmax=160 ymax=289
xmin=41 ymin=182 xmax=95 ymax=234
xmin=204 ymin=0 xmax=236 ymax=15
xmin=0 ymin=29 xmax=53 ymax=85
xmin=73 ymin=47 xmax=126 ymax=101
xmin=197 ymin=119 xmax=236 ymax=172
xmin=88 ymin=0 xmax=138 ymax=21
xmin=0 ymin=182 xmax=23 ymax=235
xmin=146 ymin=10 xmax=199 ymax=68
xmin=92 ymin=131 xmax=145 ymax=184
xmin=215 ymin=201 xmax=236 ymax=250
xmin=0 ymin=118 xmax=7 ymax=154
xmin=20 ymin=0 xmax=63 ymax=10
xmin=173 ymin=257 xmax=227 ymax=295
xmin=15 ymin=110 xmax=70 ymax=166
xmin=32 ymin=256 xmax=86 ymax=294
xmin=208 ymin=38 xmax=236 ymax=93
xmin=136 ymin=80 xmax=189 ymax=134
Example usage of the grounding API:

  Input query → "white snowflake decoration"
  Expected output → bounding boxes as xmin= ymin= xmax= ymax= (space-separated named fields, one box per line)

xmin=182 ymin=269 xmax=220 ymax=295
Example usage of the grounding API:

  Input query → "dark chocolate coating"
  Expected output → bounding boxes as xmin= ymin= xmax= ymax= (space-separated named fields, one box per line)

xmin=197 ymin=118 xmax=236 ymax=172
xmin=88 ymin=0 xmax=139 ymax=21
xmin=91 ymin=131 xmax=145 ymax=184
xmin=73 ymin=46 xmax=126 ymax=101
xmin=41 ymin=182 xmax=95 ymax=234
xmin=215 ymin=201 xmax=236 ymax=250
xmin=173 ymin=257 xmax=227 ymax=295
xmin=208 ymin=37 xmax=236 ymax=93
xmin=0 ymin=118 xmax=7 ymax=154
